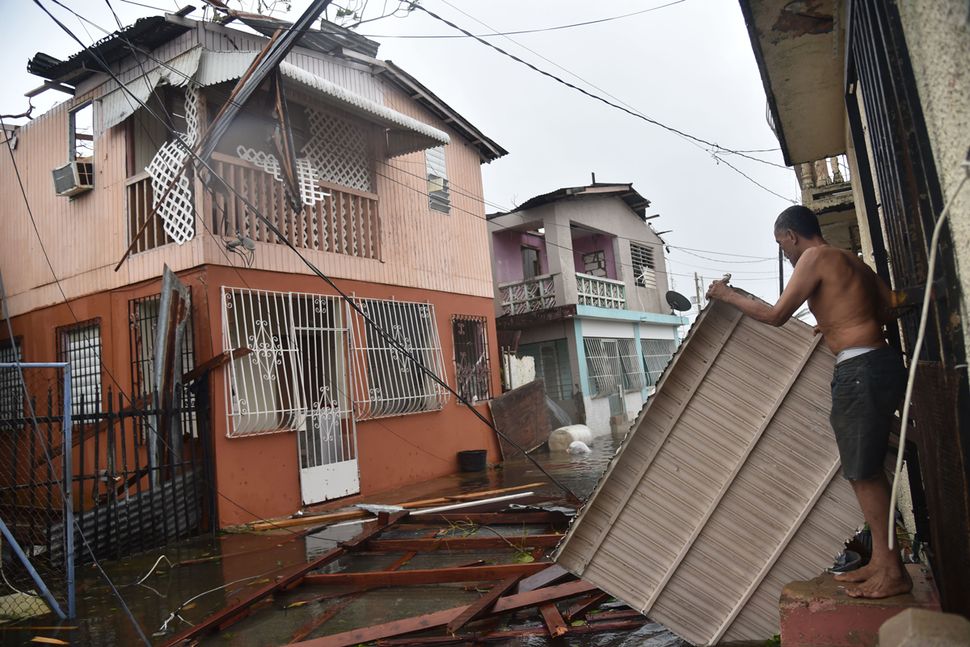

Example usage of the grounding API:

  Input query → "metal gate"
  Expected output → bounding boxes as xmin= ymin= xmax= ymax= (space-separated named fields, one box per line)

xmin=222 ymin=288 xmax=358 ymax=504
xmin=0 ymin=362 xmax=75 ymax=620
xmin=846 ymin=0 xmax=970 ymax=615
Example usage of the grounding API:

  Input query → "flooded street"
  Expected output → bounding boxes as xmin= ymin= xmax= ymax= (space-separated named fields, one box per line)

xmin=1 ymin=433 xmax=693 ymax=647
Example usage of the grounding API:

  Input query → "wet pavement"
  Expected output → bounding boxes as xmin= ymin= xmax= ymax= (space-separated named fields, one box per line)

xmin=0 ymin=435 xmax=699 ymax=646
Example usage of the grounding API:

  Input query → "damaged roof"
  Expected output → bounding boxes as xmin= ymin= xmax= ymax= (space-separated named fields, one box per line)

xmin=554 ymin=297 xmax=861 ymax=645
xmin=488 ymin=183 xmax=651 ymax=220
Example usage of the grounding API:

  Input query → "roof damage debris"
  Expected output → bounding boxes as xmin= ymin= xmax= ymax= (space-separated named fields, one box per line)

xmin=156 ymin=486 xmax=667 ymax=645
xmin=488 ymin=380 xmax=553 ymax=459
xmin=554 ymin=297 xmax=862 ymax=645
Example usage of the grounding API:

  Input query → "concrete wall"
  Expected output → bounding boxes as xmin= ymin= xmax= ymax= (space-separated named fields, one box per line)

xmin=491 ymin=230 xmax=548 ymax=283
xmin=895 ymin=1 xmax=970 ymax=365
xmin=1 ymin=265 xmax=503 ymax=527
xmin=572 ymin=232 xmax=619 ymax=280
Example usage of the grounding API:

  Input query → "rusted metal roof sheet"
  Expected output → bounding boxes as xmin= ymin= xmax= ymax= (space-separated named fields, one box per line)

xmin=554 ymin=298 xmax=860 ymax=645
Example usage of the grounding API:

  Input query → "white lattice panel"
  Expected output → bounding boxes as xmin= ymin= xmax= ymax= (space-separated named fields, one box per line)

xmin=146 ymin=84 xmax=201 ymax=245
xmin=303 ymin=108 xmax=373 ymax=193
xmin=236 ymin=146 xmax=330 ymax=208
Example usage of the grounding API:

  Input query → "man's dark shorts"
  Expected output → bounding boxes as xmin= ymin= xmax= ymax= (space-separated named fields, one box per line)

xmin=830 ymin=346 xmax=906 ymax=481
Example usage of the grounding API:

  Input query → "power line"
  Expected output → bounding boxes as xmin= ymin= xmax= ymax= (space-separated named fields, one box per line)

xmin=409 ymin=1 xmax=790 ymax=172
xmin=361 ymin=0 xmax=689 ymax=38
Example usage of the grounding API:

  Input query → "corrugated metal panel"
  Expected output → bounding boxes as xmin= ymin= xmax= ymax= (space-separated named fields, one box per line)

xmin=554 ymin=299 xmax=860 ymax=645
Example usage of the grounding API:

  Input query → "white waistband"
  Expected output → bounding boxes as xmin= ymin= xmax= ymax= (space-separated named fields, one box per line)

xmin=836 ymin=346 xmax=880 ymax=364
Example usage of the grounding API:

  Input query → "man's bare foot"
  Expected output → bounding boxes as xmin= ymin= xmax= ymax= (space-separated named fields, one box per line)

xmin=833 ymin=562 xmax=876 ymax=583
xmin=845 ymin=566 xmax=913 ymax=599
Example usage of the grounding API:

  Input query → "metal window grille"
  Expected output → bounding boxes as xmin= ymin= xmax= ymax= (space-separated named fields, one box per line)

xmin=641 ymin=338 xmax=676 ymax=386
xmin=128 ymin=293 xmax=198 ymax=437
xmin=452 ymin=315 xmax=491 ymax=402
xmin=221 ymin=287 xmax=352 ymax=439
xmin=584 ymin=338 xmax=623 ymax=398
xmin=0 ymin=338 xmax=22 ymax=419
xmin=426 ymin=146 xmax=450 ymax=213
xmin=350 ymin=298 xmax=449 ymax=419
xmin=518 ymin=339 xmax=571 ymax=401
xmin=56 ymin=321 xmax=101 ymax=416
xmin=631 ymin=242 xmax=657 ymax=288
xmin=617 ymin=338 xmax=645 ymax=391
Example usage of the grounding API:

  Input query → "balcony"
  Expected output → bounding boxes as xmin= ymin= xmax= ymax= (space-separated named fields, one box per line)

xmin=498 ymin=274 xmax=557 ymax=316
xmin=576 ymin=273 xmax=626 ymax=310
xmin=126 ymin=153 xmax=380 ymax=259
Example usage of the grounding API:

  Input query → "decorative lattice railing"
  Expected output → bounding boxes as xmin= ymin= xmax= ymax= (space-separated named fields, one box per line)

xmin=210 ymin=153 xmax=380 ymax=259
xmin=576 ymin=272 xmax=626 ymax=310
xmin=498 ymin=275 xmax=558 ymax=315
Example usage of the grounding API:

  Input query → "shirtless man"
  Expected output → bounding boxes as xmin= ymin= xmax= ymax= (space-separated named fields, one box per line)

xmin=706 ymin=205 xmax=910 ymax=599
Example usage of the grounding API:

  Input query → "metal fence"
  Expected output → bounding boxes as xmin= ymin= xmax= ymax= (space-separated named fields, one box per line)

xmin=0 ymin=362 xmax=74 ymax=620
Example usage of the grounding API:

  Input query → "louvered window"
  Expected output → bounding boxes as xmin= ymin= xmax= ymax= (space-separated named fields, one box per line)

xmin=617 ymin=339 xmax=645 ymax=391
xmin=350 ymin=299 xmax=449 ymax=419
xmin=641 ymin=338 xmax=676 ymax=386
xmin=57 ymin=321 xmax=102 ymax=416
xmin=584 ymin=338 xmax=623 ymax=398
xmin=426 ymin=146 xmax=450 ymax=213
xmin=631 ymin=242 xmax=657 ymax=288
xmin=0 ymin=338 xmax=23 ymax=421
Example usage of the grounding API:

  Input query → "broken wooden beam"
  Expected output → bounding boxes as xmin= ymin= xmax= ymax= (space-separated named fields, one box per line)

xmin=162 ymin=511 xmax=407 ymax=646
xmin=399 ymin=511 xmax=569 ymax=527
xmin=182 ymin=347 xmax=250 ymax=383
xmin=286 ymin=579 xmax=599 ymax=646
xmin=539 ymin=603 xmax=568 ymax=638
xmin=515 ymin=563 xmax=571 ymax=594
xmin=564 ymin=591 xmax=610 ymax=621
xmin=303 ymin=563 xmax=546 ymax=588
xmin=372 ymin=619 xmax=650 ymax=645
xmin=444 ymin=574 xmax=521 ymax=635
xmin=362 ymin=534 xmax=561 ymax=553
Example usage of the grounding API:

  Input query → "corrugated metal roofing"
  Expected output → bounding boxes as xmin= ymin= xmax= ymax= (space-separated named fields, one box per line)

xmin=554 ymin=298 xmax=861 ymax=645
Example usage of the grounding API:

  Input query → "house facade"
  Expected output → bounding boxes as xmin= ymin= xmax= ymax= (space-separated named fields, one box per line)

xmin=738 ymin=0 xmax=970 ymax=617
xmin=487 ymin=183 xmax=687 ymax=436
xmin=0 ymin=12 xmax=507 ymax=530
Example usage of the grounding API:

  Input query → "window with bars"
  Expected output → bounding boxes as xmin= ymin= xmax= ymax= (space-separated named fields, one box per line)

xmin=0 ymin=338 xmax=23 ymax=421
xmin=617 ymin=339 xmax=645 ymax=391
xmin=426 ymin=146 xmax=450 ymax=213
xmin=641 ymin=338 xmax=676 ymax=386
xmin=584 ymin=338 xmax=623 ymax=398
xmin=57 ymin=321 xmax=102 ymax=416
xmin=452 ymin=315 xmax=491 ymax=402
xmin=221 ymin=287 xmax=351 ymax=438
xmin=350 ymin=299 xmax=449 ymax=419
xmin=631 ymin=242 xmax=657 ymax=288
xmin=519 ymin=339 xmax=571 ymax=402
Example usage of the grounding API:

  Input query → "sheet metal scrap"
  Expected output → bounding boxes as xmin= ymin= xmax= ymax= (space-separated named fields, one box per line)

xmin=554 ymin=298 xmax=862 ymax=645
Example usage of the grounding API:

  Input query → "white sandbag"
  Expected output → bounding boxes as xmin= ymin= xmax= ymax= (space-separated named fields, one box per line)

xmin=548 ymin=424 xmax=594 ymax=452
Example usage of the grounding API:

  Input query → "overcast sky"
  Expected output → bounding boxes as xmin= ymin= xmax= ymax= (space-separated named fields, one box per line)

xmin=2 ymin=0 xmax=799 ymax=310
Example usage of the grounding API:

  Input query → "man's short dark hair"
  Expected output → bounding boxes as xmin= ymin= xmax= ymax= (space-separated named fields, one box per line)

xmin=774 ymin=205 xmax=822 ymax=239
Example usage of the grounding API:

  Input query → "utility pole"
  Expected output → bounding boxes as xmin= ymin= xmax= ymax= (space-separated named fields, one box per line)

xmin=778 ymin=248 xmax=785 ymax=297
xmin=694 ymin=272 xmax=704 ymax=314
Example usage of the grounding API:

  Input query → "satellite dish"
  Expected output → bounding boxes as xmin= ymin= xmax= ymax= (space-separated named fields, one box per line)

xmin=666 ymin=290 xmax=692 ymax=312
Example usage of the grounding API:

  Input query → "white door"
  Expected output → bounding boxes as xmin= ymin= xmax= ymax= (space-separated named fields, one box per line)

xmin=292 ymin=302 xmax=359 ymax=505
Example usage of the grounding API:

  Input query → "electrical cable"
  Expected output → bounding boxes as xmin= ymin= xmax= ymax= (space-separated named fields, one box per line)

xmin=887 ymin=162 xmax=969 ymax=551
xmin=360 ymin=0 xmax=689 ymax=38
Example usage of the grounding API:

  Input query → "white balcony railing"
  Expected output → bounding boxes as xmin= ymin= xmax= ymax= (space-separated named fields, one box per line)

xmin=576 ymin=273 xmax=626 ymax=310
xmin=499 ymin=274 xmax=557 ymax=315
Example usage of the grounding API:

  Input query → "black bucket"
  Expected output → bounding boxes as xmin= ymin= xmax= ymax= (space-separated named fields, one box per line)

xmin=457 ymin=449 xmax=487 ymax=472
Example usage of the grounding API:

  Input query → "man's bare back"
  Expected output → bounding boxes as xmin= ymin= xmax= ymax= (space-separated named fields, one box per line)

xmin=803 ymin=246 xmax=891 ymax=354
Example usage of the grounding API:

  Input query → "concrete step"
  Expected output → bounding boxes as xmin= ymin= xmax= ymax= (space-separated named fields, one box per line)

xmin=780 ymin=564 xmax=940 ymax=647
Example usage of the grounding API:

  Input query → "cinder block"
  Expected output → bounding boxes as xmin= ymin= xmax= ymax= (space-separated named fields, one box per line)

xmin=879 ymin=608 xmax=970 ymax=647
xmin=779 ymin=564 xmax=939 ymax=647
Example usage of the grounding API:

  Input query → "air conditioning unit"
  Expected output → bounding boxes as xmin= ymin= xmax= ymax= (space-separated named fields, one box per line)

xmin=52 ymin=161 xmax=94 ymax=197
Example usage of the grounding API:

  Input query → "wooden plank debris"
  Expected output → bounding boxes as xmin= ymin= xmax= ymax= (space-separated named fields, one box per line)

xmin=303 ymin=563 xmax=548 ymax=587
xmin=286 ymin=579 xmax=599 ymax=646
xmin=516 ymin=564 xmax=571 ymax=594
xmin=564 ymin=591 xmax=610 ymax=621
xmin=162 ymin=511 xmax=407 ymax=646
xmin=487 ymin=380 xmax=551 ymax=460
xmin=248 ymin=482 xmax=546 ymax=532
xmin=361 ymin=534 xmax=560 ymax=553
xmin=539 ymin=603 xmax=569 ymax=638
xmin=444 ymin=574 xmax=521 ymax=635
